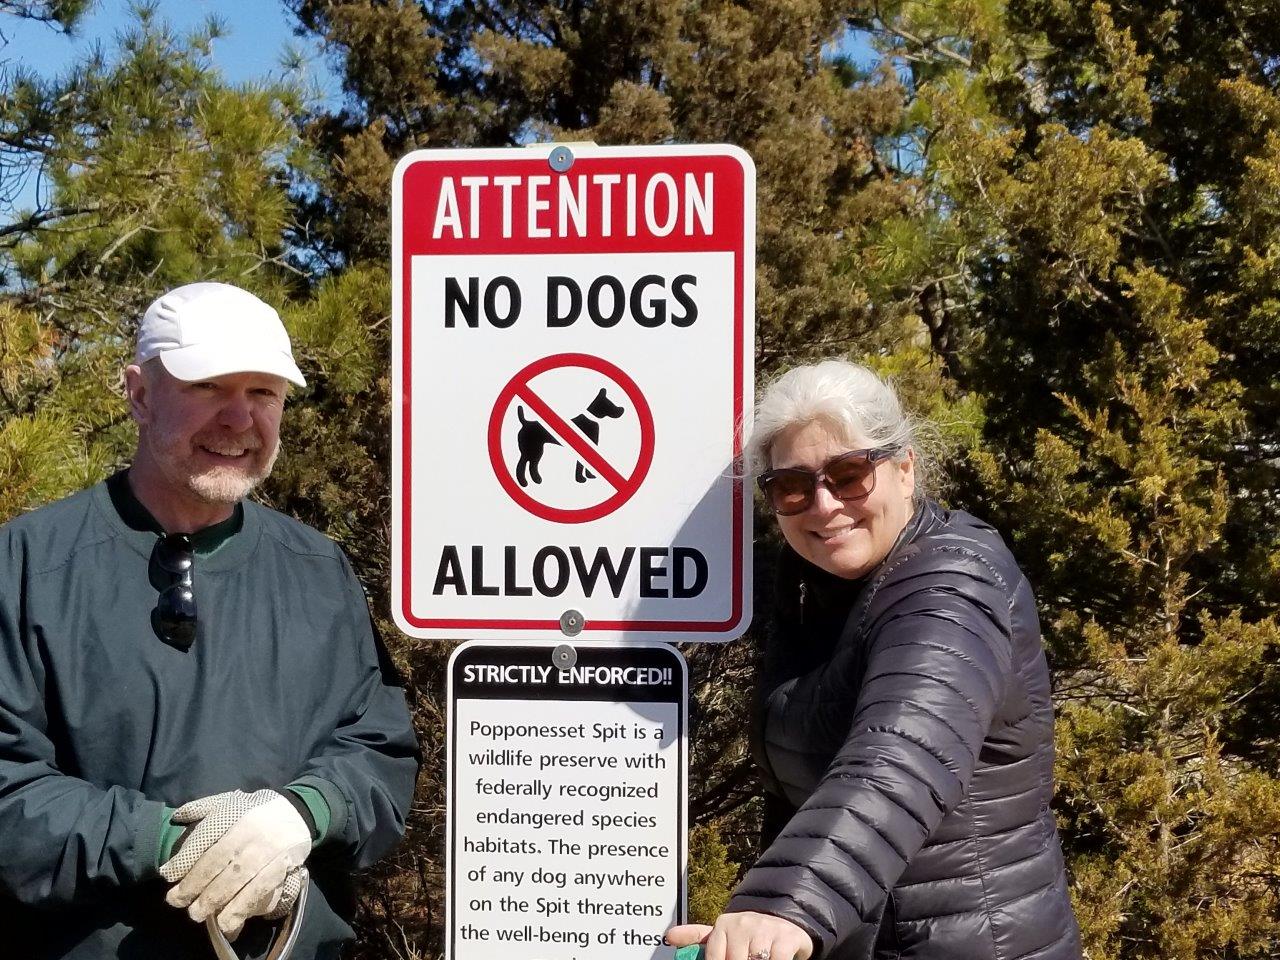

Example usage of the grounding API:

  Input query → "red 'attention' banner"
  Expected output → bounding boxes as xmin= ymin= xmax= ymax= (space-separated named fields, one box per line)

xmin=401 ymin=155 xmax=746 ymax=256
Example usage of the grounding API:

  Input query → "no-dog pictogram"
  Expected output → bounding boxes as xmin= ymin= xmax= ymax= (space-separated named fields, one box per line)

xmin=488 ymin=354 xmax=655 ymax=524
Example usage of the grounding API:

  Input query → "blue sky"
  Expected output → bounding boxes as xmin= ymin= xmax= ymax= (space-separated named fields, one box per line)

xmin=2 ymin=2 xmax=881 ymax=218
xmin=5 ymin=1 xmax=878 ymax=114
xmin=2 ymin=1 xmax=340 ymax=217
xmin=3 ymin=0 xmax=337 ymax=92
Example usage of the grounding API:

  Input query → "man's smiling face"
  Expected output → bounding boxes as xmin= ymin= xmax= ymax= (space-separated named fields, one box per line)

xmin=133 ymin=361 xmax=287 ymax=505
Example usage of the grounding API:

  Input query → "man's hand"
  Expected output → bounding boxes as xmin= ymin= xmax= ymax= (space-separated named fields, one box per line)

xmin=163 ymin=790 xmax=311 ymax=939
xmin=666 ymin=912 xmax=814 ymax=960
xmin=160 ymin=789 xmax=260 ymax=884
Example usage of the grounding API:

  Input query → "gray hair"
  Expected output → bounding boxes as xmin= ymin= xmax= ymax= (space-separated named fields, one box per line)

xmin=746 ymin=359 xmax=938 ymax=501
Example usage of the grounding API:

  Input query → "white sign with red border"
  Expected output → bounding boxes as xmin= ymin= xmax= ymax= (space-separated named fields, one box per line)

xmin=392 ymin=144 xmax=754 ymax=642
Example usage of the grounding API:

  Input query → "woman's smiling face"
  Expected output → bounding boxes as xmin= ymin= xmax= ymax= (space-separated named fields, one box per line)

xmin=769 ymin=419 xmax=916 ymax=580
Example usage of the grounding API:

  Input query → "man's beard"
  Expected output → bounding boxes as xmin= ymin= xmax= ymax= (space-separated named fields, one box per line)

xmin=145 ymin=427 xmax=279 ymax=505
xmin=187 ymin=442 xmax=279 ymax=503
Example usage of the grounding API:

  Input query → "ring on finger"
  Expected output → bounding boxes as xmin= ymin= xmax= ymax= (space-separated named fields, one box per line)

xmin=749 ymin=951 xmax=771 ymax=960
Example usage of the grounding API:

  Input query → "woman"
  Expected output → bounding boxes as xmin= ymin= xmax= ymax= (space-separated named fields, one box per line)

xmin=667 ymin=360 xmax=1081 ymax=960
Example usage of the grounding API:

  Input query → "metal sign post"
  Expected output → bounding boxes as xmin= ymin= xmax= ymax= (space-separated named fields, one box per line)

xmin=395 ymin=142 xmax=755 ymax=960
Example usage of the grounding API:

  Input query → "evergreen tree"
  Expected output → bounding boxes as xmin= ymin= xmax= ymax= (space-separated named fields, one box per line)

xmin=286 ymin=0 xmax=924 ymax=366
xmin=281 ymin=4 xmax=974 ymax=953
xmin=9 ymin=2 xmax=1279 ymax=957
xmin=866 ymin=1 xmax=1280 ymax=954
xmin=0 ymin=1 xmax=88 ymax=27
xmin=0 ymin=6 xmax=309 ymax=522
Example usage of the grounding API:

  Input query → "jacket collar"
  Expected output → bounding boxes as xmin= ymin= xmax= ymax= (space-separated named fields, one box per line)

xmin=786 ymin=499 xmax=942 ymax=612
xmin=885 ymin=499 xmax=943 ymax=563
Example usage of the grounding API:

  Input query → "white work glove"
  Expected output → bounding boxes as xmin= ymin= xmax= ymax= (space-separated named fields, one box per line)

xmin=161 ymin=789 xmax=311 ymax=939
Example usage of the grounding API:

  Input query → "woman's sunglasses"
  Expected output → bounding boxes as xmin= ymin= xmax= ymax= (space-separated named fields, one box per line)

xmin=757 ymin=447 xmax=900 ymax=516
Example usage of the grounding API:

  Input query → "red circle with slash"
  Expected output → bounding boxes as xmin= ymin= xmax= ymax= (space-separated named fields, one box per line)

xmin=488 ymin=353 xmax=655 ymax=524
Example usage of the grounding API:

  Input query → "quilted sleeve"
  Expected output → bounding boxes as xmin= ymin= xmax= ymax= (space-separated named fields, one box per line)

xmin=726 ymin=548 xmax=1013 ymax=958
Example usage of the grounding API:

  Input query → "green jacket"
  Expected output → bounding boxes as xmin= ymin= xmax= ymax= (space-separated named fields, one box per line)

xmin=0 ymin=475 xmax=420 ymax=958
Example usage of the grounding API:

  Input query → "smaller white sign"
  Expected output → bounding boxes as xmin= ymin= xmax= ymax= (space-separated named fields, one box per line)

xmin=447 ymin=642 xmax=687 ymax=960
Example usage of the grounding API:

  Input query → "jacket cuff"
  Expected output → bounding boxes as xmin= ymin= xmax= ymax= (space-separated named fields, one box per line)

xmin=287 ymin=776 xmax=347 ymax=846
xmin=134 ymin=800 xmax=169 ymax=881
xmin=724 ymin=895 xmax=830 ymax=959
xmin=283 ymin=785 xmax=332 ymax=846
xmin=155 ymin=807 xmax=187 ymax=869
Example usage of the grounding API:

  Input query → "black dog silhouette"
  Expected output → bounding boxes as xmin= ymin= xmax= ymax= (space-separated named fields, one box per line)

xmin=515 ymin=388 xmax=627 ymax=487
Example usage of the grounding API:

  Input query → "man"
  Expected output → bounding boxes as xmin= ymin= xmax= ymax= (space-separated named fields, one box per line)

xmin=0 ymin=282 xmax=420 ymax=957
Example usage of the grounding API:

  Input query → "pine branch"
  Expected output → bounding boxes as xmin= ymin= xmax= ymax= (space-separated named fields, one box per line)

xmin=0 ymin=203 xmax=97 ymax=241
xmin=862 ymin=4 xmax=972 ymax=68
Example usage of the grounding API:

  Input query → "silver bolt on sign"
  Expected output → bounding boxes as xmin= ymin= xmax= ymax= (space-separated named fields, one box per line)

xmin=553 ymin=643 xmax=578 ymax=668
xmin=558 ymin=609 xmax=584 ymax=637
xmin=548 ymin=145 xmax=575 ymax=172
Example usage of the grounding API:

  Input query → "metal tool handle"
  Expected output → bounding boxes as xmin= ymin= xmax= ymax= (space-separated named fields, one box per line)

xmin=205 ymin=868 xmax=309 ymax=960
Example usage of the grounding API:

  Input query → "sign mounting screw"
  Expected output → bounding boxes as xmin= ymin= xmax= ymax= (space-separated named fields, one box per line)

xmin=549 ymin=146 xmax=574 ymax=172
xmin=559 ymin=610 xmax=584 ymax=637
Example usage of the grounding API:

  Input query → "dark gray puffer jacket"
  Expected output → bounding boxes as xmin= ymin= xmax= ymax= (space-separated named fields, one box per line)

xmin=727 ymin=502 xmax=1082 ymax=960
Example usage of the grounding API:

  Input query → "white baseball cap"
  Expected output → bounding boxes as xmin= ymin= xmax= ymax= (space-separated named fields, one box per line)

xmin=135 ymin=282 xmax=306 ymax=387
